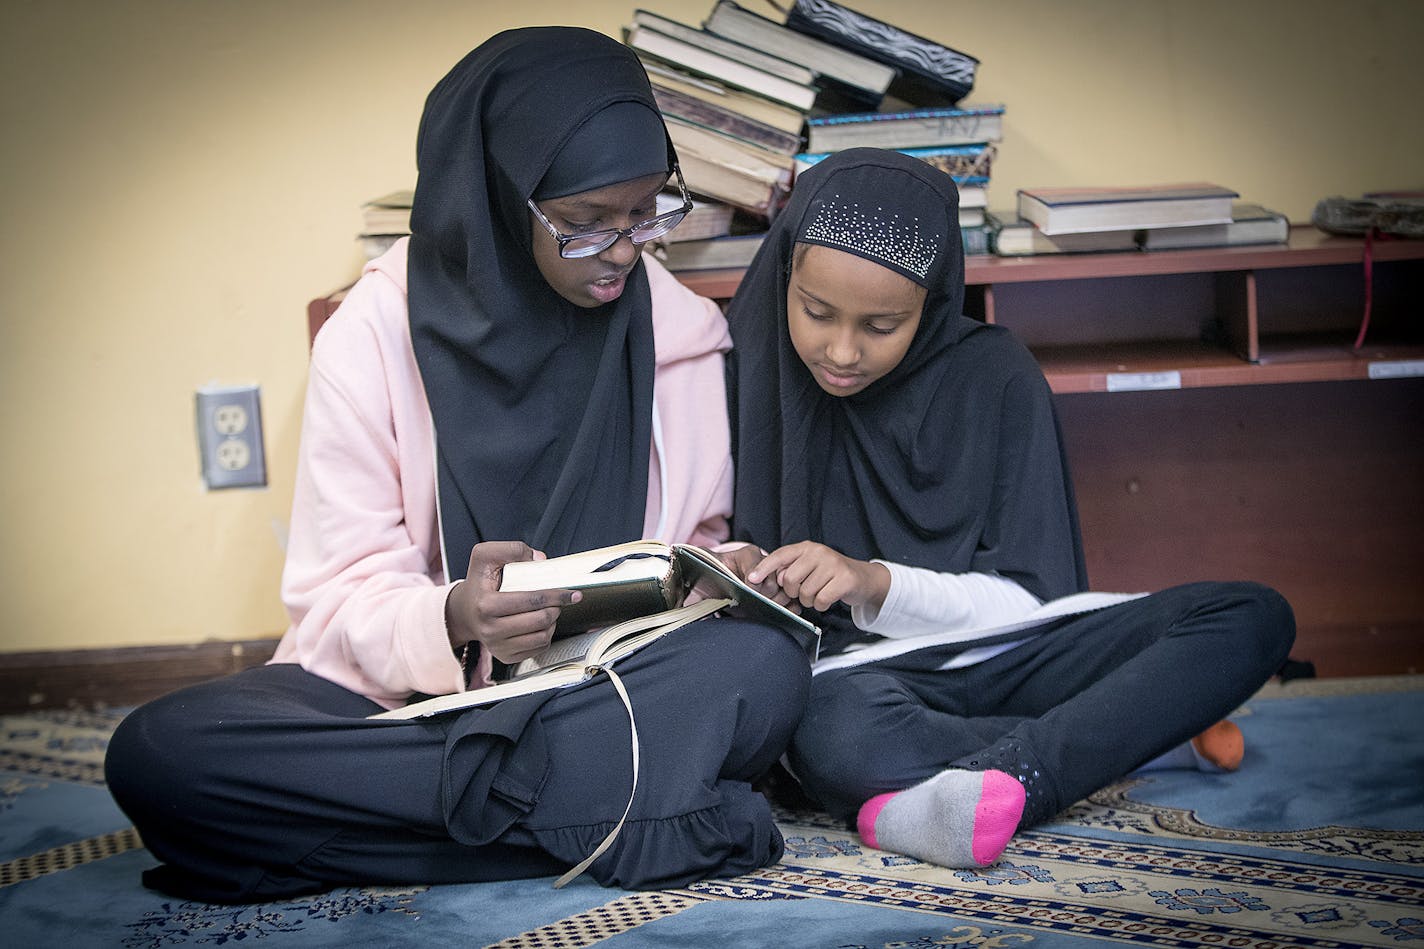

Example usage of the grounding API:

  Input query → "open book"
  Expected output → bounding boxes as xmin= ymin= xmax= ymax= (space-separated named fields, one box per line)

xmin=370 ymin=541 xmax=820 ymax=720
xmin=811 ymin=591 xmax=1147 ymax=675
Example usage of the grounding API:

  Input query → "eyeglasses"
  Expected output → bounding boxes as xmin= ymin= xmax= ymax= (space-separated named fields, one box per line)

xmin=527 ymin=164 xmax=693 ymax=259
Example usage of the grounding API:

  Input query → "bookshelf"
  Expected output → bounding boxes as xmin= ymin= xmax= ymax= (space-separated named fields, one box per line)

xmin=674 ymin=229 xmax=1424 ymax=675
xmin=307 ymin=228 xmax=1424 ymax=676
xmin=675 ymin=227 xmax=1424 ymax=392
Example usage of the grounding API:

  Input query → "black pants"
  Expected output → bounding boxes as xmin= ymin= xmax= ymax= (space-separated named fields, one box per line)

xmin=788 ymin=581 xmax=1295 ymax=823
xmin=104 ymin=618 xmax=809 ymax=903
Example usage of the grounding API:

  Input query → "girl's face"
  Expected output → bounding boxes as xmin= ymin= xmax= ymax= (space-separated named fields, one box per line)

xmin=786 ymin=244 xmax=926 ymax=397
xmin=529 ymin=172 xmax=668 ymax=308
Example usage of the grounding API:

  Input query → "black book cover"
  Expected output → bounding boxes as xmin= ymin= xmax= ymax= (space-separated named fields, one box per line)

xmin=786 ymin=0 xmax=977 ymax=105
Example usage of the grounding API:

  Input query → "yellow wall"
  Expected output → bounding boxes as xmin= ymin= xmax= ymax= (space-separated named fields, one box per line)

xmin=2 ymin=0 xmax=1419 ymax=653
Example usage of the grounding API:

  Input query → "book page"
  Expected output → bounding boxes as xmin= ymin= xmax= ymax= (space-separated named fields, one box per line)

xmin=507 ymin=597 xmax=732 ymax=679
xmin=367 ymin=598 xmax=732 ymax=720
xmin=366 ymin=665 xmax=588 ymax=719
xmin=676 ymin=545 xmax=821 ymax=659
xmin=811 ymin=591 xmax=1145 ymax=675
xmin=508 ymin=630 xmax=601 ymax=678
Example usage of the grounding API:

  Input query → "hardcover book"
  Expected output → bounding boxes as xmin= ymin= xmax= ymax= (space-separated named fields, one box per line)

xmin=805 ymin=104 xmax=1004 ymax=153
xmin=651 ymin=83 xmax=804 ymax=157
xmin=666 ymin=116 xmax=794 ymax=217
xmin=961 ymin=223 xmax=991 ymax=256
xmin=795 ymin=143 xmax=993 ymax=181
xmin=643 ymin=60 xmax=807 ymax=135
xmin=955 ymin=183 xmax=988 ymax=210
xmin=632 ymin=9 xmax=814 ymax=87
xmin=1140 ymin=202 xmax=1290 ymax=250
xmin=370 ymin=541 xmax=821 ymax=719
xmin=655 ymin=191 xmax=737 ymax=243
xmin=654 ymin=232 xmax=768 ymax=271
xmin=985 ymin=210 xmax=1140 ymax=257
xmin=360 ymin=189 xmax=413 ymax=235
xmin=626 ymin=21 xmax=817 ymax=112
xmin=785 ymin=0 xmax=979 ymax=105
xmin=704 ymin=0 xmax=894 ymax=109
xmin=1017 ymin=183 xmax=1239 ymax=236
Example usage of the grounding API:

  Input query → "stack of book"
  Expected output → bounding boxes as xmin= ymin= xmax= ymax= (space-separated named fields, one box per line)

xmin=700 ymin=0 xmax=896 ymax=112
xmin=628 ymin=0 xmax=1001 ymax=266
xmin=799 ymin=106 xmax=1003 ymax=250
xmin=625 ymin=1 xmax=899 ymax=223
xmin=988 ymin=184 xmax=1290 ymax=256
xmin=774 ymin=0 xmax=998 ymax=255
xmin=358 ymin=189 xmax=413 ymax=260
xmin=625 ymin=1 xmax=889 ymax=271
xmin=649 ymin=189 xmax=769 ymax=272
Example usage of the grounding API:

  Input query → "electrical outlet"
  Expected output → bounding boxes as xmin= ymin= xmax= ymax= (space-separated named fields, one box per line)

xmin=196 ymin=384 xmax=267 ymax=489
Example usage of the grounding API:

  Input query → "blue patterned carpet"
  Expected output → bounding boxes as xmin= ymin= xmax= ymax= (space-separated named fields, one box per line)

xmin=2 ymin=676 xmax=1420 ymax=948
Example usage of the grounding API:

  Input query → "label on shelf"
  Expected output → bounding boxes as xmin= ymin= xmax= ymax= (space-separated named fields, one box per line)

xmin=1106 ymin=370 xmax=1182 ymax=392
xmin=1367 ymin=360 xmax=1424 ymax=380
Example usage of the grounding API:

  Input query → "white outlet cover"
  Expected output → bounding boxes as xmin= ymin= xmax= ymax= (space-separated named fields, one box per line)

xmin=196 ymin=384 xmax=266 ymax=489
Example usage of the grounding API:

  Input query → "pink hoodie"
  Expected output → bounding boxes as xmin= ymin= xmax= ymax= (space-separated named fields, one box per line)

xmin=272 ymin=239 xmax=733 ymax=708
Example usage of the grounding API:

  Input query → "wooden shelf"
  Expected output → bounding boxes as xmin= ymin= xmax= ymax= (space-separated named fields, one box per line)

xmin=963 ymin=226 xmax=1424 ymax=285
xmin=1035 ymin=338 xmax=1424 ymax=393
xmin=674 ymin=228 xmax=1424 ymax=297
xmin=668 ymin=227 xmax=1424 ymax=394
xmin=1037 ymin=340 xmax=1274 ymax=394
xmin=674 ymin=268 xmax=746 ymax=300
xmin=315 ymin=230 xmax=1424 ymax=392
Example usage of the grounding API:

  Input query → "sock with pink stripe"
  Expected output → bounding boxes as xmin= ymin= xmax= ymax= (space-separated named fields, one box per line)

xmin=856 ymin=769 xmax=1025 ymax=868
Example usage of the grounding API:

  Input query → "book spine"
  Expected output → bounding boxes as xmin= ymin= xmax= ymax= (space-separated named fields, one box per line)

xmin=961 ymin=224 xmax=991 ymax=256
xmin=676 ymin=152 xmax=780 ymax=218
xmin=631 ymin=29 xmax=815 ymax=113
xmin=651 ymin=86 xmax=803 ymax=156
xmin=706 ymin=0 xmax=891 ymax=99
xmin=911 ymin=146 xmax=993 ymax=180
xmin=806 ymin=113 xmax=1002 ymax=153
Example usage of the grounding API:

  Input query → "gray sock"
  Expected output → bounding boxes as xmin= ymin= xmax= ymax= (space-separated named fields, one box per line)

xmin=858 ymin=768 xmax=1025 ymax=868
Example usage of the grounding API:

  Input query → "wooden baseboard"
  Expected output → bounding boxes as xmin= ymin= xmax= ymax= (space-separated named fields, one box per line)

xmin=0 ymin=639 xmax=280 ymax=713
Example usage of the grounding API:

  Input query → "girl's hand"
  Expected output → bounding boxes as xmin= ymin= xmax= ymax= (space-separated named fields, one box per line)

xmin=711 ymin=544 xmax=798 ymax=610
xmin=748 ymin=542 xmax=890 ymax=613
xmin=445 ymin=541 xmax=580 ymax=665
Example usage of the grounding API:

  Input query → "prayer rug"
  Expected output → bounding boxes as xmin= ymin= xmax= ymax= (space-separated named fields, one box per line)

xmin=1 ymin=676 xmax=1420 ymax=947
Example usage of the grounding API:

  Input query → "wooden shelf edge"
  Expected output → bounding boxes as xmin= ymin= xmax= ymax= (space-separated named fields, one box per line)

xmin=1041 ymin=340 xmax=1424 ymax=393
xmin=967 ymin=228 xmax=1424 ymax=286
xmin=673 ymin=232 xmax=1424 ymax=295
xmin=669 ymin=268 xmax=746 ymax=299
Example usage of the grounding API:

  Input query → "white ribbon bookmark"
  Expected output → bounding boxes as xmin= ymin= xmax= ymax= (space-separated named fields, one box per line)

xmin=552 ymin=664 xmax=640 ymax=888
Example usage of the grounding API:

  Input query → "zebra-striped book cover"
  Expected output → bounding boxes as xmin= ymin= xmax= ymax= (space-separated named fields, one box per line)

xmin=786 ymin=0 xmax=979 ymax=104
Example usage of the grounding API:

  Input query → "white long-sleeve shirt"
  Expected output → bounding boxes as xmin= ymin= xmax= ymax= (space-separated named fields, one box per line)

xmin=849 ymin=562 xmax=1042 ymax=668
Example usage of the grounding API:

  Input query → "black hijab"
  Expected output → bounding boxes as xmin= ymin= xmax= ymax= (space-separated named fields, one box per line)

xmin=726 ymin=149 xmax=1087 ymax=654
xmin=407 ymin=28 xmax=674 ymax=578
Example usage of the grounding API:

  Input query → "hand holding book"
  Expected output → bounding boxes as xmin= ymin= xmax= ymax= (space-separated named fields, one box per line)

xmin=445 ymin=540 xmax=581 ymax=667
xmin=373 ymin=540 xmax=820 ymax=721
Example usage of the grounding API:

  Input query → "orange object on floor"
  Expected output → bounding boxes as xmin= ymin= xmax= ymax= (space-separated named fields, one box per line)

xmin=1191 ymin=719 xmax=1245 ymax=772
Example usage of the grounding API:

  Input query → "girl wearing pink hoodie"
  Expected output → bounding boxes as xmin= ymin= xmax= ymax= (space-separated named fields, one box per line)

xmin=105 ymin=27 xmax=809 ymax=903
